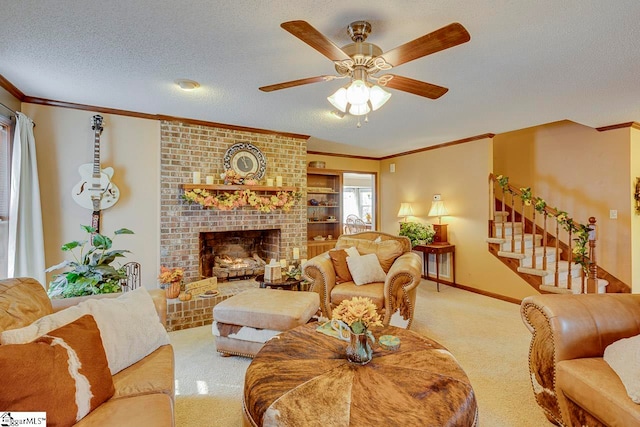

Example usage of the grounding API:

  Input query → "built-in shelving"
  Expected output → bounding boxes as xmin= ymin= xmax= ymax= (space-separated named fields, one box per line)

xmin=307 ymin=168 xmax=342 ymax=257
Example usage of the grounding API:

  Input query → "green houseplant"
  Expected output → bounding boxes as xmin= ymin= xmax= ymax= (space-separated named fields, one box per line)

xmin=46 ymin=225 xmax=134 ymax=298
xmin=399 ymin=221 xmax=435 ymax=247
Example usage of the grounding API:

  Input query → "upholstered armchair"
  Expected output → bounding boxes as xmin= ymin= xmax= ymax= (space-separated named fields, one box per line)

xmin=303 ymin=231 xmax=423 ymax=328
xmin=521 ymin=294 xmax=640 ymax=427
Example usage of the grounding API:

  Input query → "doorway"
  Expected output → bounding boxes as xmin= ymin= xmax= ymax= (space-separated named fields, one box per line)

xmin=342 ymin=172 xmax=376 ymax=232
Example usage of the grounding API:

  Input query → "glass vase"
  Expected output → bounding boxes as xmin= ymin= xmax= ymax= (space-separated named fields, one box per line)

xmin=346 ymin=330 xmax=373 ymax=365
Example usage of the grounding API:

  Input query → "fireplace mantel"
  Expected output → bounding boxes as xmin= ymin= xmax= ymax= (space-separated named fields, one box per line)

xmin=182 ymin=184 xmax=297 ymax=192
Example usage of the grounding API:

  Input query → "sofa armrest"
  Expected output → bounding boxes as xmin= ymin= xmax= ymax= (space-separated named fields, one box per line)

xmin=520 ymin=294 xmax=640 ymax=425
xmin=303 ymin=253 xmax=335 ymax=319
xmin=148 ymin=289 xmax=167 ymax=326
xmin=384 ymin=252 xmax=422 ymax=324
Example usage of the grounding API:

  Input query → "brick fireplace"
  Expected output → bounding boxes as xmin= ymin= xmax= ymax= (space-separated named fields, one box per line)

xmin=159 ymin=120 xmax=308 ymax=330
xmin=159 ymin=120 xmax=308 ymax=281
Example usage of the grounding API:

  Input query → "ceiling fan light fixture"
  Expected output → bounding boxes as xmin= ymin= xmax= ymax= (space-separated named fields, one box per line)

xmin=347 ymin=102 xmax=370 ymax=116
xmin=346 ymin=79 xmax=370 ymax=105
xmin=327 ymin=87 xmax=348 ymax=112
xmin=369 ymin=85 xmax=391 ymax=111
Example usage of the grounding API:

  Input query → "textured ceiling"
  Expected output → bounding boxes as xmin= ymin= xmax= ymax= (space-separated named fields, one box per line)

xmin=1 ymin=0 xmax=640 ymax=157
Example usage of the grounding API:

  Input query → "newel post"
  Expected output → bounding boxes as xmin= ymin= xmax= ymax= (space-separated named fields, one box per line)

xmin=586 ymin=217 xmax=598 ymax=293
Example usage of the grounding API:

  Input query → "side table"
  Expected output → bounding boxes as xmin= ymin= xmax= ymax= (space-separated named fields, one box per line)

xmin=413 ymin=244 xmax=456 ymax=292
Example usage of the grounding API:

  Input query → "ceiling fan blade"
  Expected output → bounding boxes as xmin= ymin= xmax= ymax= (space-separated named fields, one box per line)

xmin=259 ymin=76 xmax=332 ymax=92
xmin=382 ymin=74 xmax=449 ymax=99
xmin=381 ymin=22 xmax=470 ymax=67
xmin=281 ymin=20 xmax=351 ymax=62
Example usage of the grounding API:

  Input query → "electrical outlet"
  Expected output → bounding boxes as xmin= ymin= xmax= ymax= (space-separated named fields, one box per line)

xmin=610 ymin=210 xmax=618 ymax=219
xmin=390 ymin=163 xmax=395 ymax=173
xmin=433 ymin=194 xmax=441 ymax=201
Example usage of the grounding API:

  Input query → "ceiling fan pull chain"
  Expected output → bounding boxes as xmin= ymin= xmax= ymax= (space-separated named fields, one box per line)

xmin=357 ymin=118 xmax=362 ymax=128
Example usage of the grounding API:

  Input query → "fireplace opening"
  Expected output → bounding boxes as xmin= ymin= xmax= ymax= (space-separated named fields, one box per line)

xmin=199 ymin=229 xmax=281 ymax=281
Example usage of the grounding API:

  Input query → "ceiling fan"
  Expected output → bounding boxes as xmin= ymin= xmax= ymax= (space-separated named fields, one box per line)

xmin=260 ymin=20 xmax=471 ymax=122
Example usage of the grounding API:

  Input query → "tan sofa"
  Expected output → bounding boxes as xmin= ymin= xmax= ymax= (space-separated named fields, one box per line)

xmin=0 ymin=277 xmax=175 ymax=426
xmin=303 ymin=231 xmax=422 ymax=328
xmin=521 ymin=294 xmax=640 ymax=427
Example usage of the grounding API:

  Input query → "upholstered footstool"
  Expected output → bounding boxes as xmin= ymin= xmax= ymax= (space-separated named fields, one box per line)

xmin=212 ymin=288 xmax=320 ymax=357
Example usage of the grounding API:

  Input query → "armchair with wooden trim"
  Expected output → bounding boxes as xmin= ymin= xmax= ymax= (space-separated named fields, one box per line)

xmin=303 ymin=231 xmax=423 ymax=328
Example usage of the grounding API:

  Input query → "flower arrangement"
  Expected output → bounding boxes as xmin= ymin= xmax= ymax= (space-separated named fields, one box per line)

xmin=332 ymin=296 xmax=383 ymax=334
xmin=183 ymin=188 xmax=301 ymax=212
xmin=220 ymin=169 xmax=244 ymax=185
xmin=158 ymin=266 xmax=184 ymax=284
xmin=399 ymin=221 xmax=435 ymax=247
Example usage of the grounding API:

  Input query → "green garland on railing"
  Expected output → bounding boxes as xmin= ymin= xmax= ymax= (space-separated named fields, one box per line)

xmin=494 ymin=175 xmax=590 ymax=272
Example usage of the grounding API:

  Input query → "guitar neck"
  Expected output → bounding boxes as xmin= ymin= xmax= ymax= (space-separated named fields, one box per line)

xmin=92 ymin=126 xmax=101 ymax=181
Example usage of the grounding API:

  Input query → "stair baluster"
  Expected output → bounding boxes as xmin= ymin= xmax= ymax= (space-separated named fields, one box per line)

xmin=520 ymin=197 xmax=526 ymax=255
xmin=567 ymin=227 xmax=573 ymax=292
xmin=531 ymin=208 xmax=537 ymax=269
xmin=554 ymin=220 xmax=560 ymax=286
xmin=542 ymin=211 xmax=548 ymax=270
xmin=510 ymin=192 xmax=516 ymax=252
xmin=587 ymin=217 xmax=598 ymax=293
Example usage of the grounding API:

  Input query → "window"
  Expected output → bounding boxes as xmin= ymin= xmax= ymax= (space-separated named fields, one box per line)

xmin=0 ymin=115 xmax=11 ymax=278
xmin=342 ymin=173 xmax=375 ymax=224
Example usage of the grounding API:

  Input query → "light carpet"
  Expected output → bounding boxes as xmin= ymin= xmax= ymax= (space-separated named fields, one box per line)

xmin=169 ymin=280 xmax=553 ymax=426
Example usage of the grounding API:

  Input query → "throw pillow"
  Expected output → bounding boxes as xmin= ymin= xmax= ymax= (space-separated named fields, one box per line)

xmin=0 ymin=315 xmax=114 ymax=426
xmin=337 ymin=237 xmax=404 ymax=272
xmin=603 ymin=334 xmax=640 ymax=403
xmin=1 ymin=287 xmax=170 ymax=375
xmin=346 ymin=253 xmax=387 ymax=286
xmin=329 ymin=249 xmax=353 ymax=284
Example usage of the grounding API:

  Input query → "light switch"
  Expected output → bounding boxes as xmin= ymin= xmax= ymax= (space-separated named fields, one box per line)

xmin=610 ymin=210 xmax=618 ymax=219
xmin=390 ymin=163 xmax=395 ymax=173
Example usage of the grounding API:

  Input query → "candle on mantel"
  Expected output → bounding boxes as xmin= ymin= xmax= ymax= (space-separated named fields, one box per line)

xmin=192 ymin=171 xmax=201 ymax=184
xmin=280 ymin=259 xmax=287 ymax=268
xmin=206 ymin=175 xmax=214 ymax=185
xmin=276 ymin=176 xmax=283 ymax=187
xmin=292 ymin=247 xmax=300 ymax=260
xmin=266 ymin=178 xmax=274 ymax=187
xmin=301 ymin=258 xmax=308 ymax=266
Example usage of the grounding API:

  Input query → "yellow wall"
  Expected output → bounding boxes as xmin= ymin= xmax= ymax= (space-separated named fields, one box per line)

xmin=22 ymin=104 xmax=161 ymax=288
xmin=0 ymin=87 xmax=20 ymax=113
xmin=379 ymin=138 xmax=537 ymax=300
xmin=494 ymin=120 xmax=632 ymax=285
xmin=631 ymin=127 xmax=640 ymax=292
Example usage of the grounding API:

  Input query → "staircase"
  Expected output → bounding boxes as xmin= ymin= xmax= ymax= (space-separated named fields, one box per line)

xmin=488 ymin=210 xmax=607 ymax=294
xmin=485 ymin=174 xmax=627 ymax=295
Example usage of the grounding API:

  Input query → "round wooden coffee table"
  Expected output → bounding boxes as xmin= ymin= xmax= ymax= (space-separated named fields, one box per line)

xmin=243 ymin=323 xmax=478 ymax=426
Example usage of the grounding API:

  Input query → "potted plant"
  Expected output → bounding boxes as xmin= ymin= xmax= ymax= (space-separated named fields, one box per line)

xmin=399 ymin=221 xmax=435 ymax=247
xmin=46 ymin=225 xmax=134 ymax=298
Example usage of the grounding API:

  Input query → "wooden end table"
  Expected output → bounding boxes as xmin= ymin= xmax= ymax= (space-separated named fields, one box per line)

xmin=243 ymin=323 xmax=477 ymax=426
xmin=413 ymin=243 xmax=456 ymax=292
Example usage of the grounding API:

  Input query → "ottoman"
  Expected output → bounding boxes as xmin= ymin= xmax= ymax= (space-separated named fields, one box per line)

xmin=212 ymin=288 xmax=320 ymax=357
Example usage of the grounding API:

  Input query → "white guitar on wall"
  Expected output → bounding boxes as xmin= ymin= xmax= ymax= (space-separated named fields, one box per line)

xmin=71 ymin=115 xmax=119 ymax=232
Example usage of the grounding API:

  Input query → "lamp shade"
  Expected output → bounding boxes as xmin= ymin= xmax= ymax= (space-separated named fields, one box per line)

xmin=369 ymin=85 xmax=392 ymax=111
xmin=327 ymin=87 xmax=348 ymax=112
xmin=428 ymin=200 xmax=448 ymax=217
xmin=397 ymin=203 xmax=414 ymax=218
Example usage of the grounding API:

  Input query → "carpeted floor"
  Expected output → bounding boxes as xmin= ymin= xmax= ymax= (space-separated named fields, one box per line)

xmin=169 ymin=280 xmax=553 ymax=426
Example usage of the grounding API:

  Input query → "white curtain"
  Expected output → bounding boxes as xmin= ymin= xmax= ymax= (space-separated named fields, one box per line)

xmin=8 ymin=112 xmax=45 ymax=285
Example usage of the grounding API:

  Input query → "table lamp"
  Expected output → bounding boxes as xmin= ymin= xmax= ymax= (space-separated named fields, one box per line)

xmin=397 ymin=203 xmax=413 ymax=222
xmin=428 ymin=196 xmax=449 ymax=245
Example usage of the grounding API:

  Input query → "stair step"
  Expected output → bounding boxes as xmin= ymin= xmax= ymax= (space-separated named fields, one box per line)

xmin=493 ymin=211 xmax=510 ymax=223
xmin=499 ymin=246 xmax=561 ymax=264
xmin=540 ymin=278 xmax=608 ymax=294
xmin=518 ymin=260 xmax=583 ymax=283
xmin=493 ymin=223 xmax=523 ymax=238
xmin=498 ymin=234 xmax=542 ymax=251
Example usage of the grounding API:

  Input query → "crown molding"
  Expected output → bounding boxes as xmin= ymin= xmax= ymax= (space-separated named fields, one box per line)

xmin=0 ymin=74 xmax=25 ymax=100
xmin=596 ymin=122 xmax=640 ymax=132
xmin=378 ymin=133 xmax=496 ymax=160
